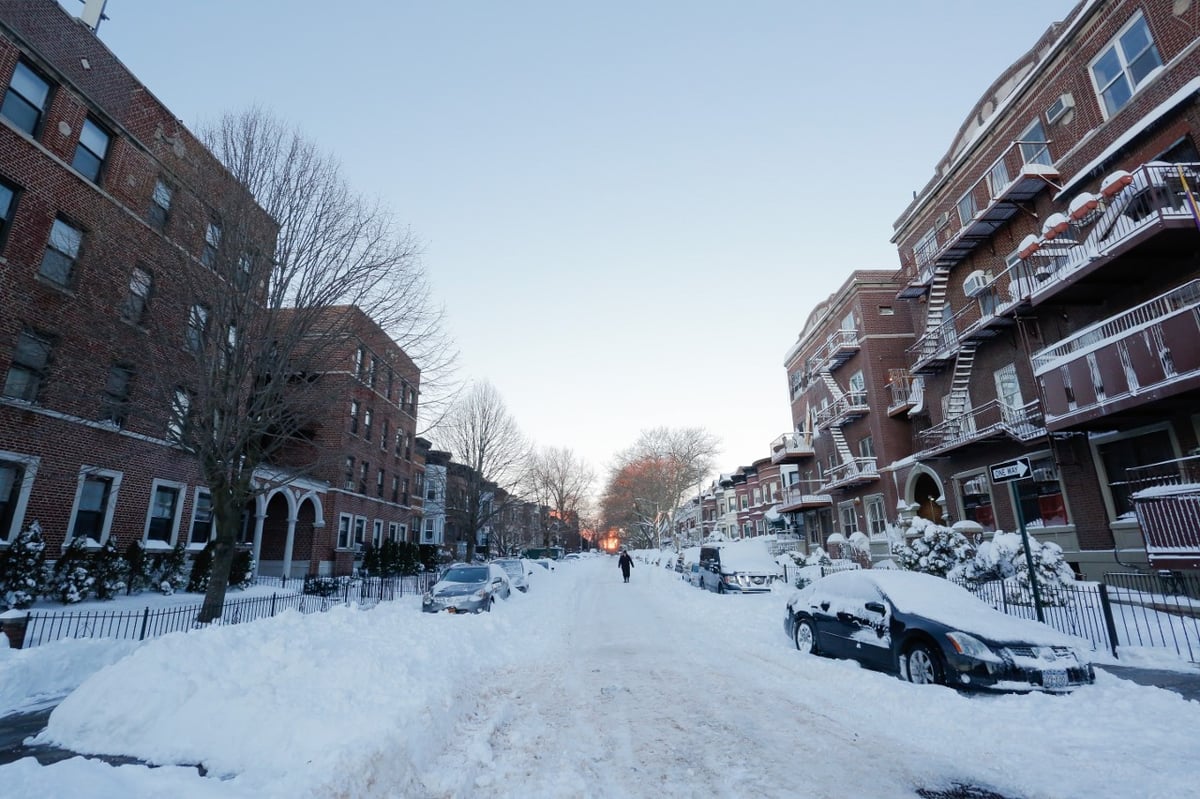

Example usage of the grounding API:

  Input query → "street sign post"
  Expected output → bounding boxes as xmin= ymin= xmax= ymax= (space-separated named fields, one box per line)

xmin=988 ymin=456 xmax=1045 ymax=622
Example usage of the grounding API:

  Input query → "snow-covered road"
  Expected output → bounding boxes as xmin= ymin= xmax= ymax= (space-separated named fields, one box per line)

xmin=2 ymin=553 xmax=1198 ymax=798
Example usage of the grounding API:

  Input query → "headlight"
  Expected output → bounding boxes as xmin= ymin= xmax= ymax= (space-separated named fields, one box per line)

xmin=945 ymin=632 xmax=1001 ymax=663
xmin=422 ymin=592 xmax=433 ymax=602
xmin=473 ymin=588 xmax=488 ymax=599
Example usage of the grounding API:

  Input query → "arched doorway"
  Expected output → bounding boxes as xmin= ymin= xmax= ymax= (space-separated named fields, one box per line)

xmin=259 ymin=492 xmax=292 ymax=577
xmin=912 ymin=471 xmax=945 ymax=525
xmin=292 ymin=498 xmax=317 ymax=576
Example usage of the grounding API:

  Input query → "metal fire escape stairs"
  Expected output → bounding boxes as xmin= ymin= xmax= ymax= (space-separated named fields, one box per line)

xmin=940 ymin=341 xmax=979 ymax=445
xmin=920 ymin=266 xmax=952 ymax=359
xmin=819 ymin=367 xmax=859 ymax=478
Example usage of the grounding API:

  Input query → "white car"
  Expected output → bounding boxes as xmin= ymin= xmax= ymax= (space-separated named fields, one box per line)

xmin=422 ymin=563 xmax=511 ymax=613
xmin=493 ymin=558 xmax=533 ymax=592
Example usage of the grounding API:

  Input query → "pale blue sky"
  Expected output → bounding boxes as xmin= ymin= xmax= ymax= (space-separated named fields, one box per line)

xmin=92 ymin=0 xmax=1075 ymax=479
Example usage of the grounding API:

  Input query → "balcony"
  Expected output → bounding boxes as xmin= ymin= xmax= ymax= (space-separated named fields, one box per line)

xmin=887 ymin=369 xmax=921 ymax=416
xmin=1023 ymin=162 xmax=1200 ymax=307
xmin=1126 ymin=455 xmax=1200 ymax=571
xmin=915 ymin=399 xmax=1045 ymax=458
xmin=820 ymin=457 xmax=879 ymax=492
xmin=813 ymin=328 xmax=860 ymax=371
xmin=777 ymin=487 xmax=833 ymax=513
xmin=815 ymin=391 xmax=870 ymax=429
xmin=899 ymin=140 xmax=1059 ymax=297
xmin=770 ymin=432 xmax=815 ymax=464
xmin=1031 ymin=279 xmax=1200 ymax=431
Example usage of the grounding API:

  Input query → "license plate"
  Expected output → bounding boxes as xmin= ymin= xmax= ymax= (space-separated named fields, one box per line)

xmin=446 ymin=607 xmax=458 ymax=614
xmin=1043 ymin=670 xmax=1068 ymax=690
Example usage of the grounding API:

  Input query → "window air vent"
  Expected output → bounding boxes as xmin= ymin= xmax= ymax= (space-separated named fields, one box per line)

xmin=1046 ymin=94 xmax=1075 ymax=125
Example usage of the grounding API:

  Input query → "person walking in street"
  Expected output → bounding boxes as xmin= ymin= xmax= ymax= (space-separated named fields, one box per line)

xmin=618 ymin=549 xmax=634 ymax=583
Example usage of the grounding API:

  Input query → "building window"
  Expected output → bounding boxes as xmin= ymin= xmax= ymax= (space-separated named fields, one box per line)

xmin=72 ymin=117 xmax=110 ymax=183
xmin=858 ymin=436 xmax=874 ymax=459
xmin=423 ymin=518 xmax=435 ymax=542
xmin=1091 ymin=12 xmax=1162 ymax=119
xmin=344 ymin=456 xmax=355 ymax=491
xmin=994 ymin=363 xmax=1023 ymax=410
xmin=838 ymin=502 xmax=859 ymax=535
xmin=369 ymin=357 xmax=379 ymax=388
xmin=739 ymin=494 xmax=748 ymax=510
xmin=190 ymin=490 xmax=214 ymax=545
xmin=358 ymin=461 xmax=369 ymax=494
xmin=0 ymin=177 xmax=17 ymax=251
xmin=363 ymin=407 xmax=373 ymax=441
xmin=355 ymin=346 xmax=367 ymax=378
xmin=2 ymin=61 xmax=51 ymax=136
xmin=1095 ymin=427 xmax=1177 ymax=521
xmin=376 ymin=468 xmax=384 ymax=498
xmin=0 ymin=453 xmax=37 ymax=543
xmin=39 ymin=218 xmax=83 ymax=287
xmin=101 ymin=364 xmax=132 ymax=426
xmin=959 ymin=473 xmax=995 ymax=532
xmin=1019 ymin=118 xmax=1051 ymax=166
xmin=337 ymin=513 xmax=352 ymax=549
xmin=1013 ymin=455 xmax=1069 ymax=528
xmin=353 ymin=516 xmax=366 ymax=548
xmin=168 ymin=388 xmax=190 ymax=441
xmin=69 ymin=470 xmax=121 ymax=543
xmin=121 ymin=266 xmax=153 ymax=324
xmin=956 ymin=191 xmax=977 ymax=226
xmin=913 ymin=227 xmax=938 ymax=267
xmin=391 ymin=474 xmax=400 ymax=503
xmin=848 ymin=370 xmax=866 ymax=403
xmin=148 ymin=180 xmax=172 ymax=231
xmin=388 ymin=521 xmax=400 ymax=542
xmin=349 ymin=399 xmax=360 ymax=434
xmin=372 ymin=519 xmax=384 ymax=547
xmin=202 ymin=222 xmax=221 ymax=267
xmin=986 ymin=160 xmax=1010 ymax=199
xmin=380 ymin=418 xmax=389 ymax=451
xmin=3 ymin=330 xmax=53 ymax=402
xmin=186 ymin=304 xmax=208 ymax=352
xmin=865 ymin=495 xmax=887 ymax=537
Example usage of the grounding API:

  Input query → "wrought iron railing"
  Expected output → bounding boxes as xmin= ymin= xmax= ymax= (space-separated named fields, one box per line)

xmin=916 ymin=398 xmax=1044 ymax=454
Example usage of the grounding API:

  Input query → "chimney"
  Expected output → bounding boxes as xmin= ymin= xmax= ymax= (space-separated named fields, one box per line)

xmin=80 ymin=0 xmax=108 ymax=32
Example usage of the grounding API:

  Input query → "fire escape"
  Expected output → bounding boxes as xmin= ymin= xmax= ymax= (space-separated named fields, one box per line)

xmin=811 ymin=328 xmax=877 ymax=491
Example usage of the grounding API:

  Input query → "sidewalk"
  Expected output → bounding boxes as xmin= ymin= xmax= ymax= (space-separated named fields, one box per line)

xmin=1096 ymin=664 xmax=1200 ymax=700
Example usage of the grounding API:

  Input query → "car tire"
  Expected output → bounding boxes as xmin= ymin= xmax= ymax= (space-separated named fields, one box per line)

xmin=793 ymin=617 xmax=818 ymax=655
xmin=717 ymin=581 xmax=725 ymax=594
xmin=484 ymin=597 xmax=494 ymax=613
xmin=905 ymin=642 xmax=945 ymax=685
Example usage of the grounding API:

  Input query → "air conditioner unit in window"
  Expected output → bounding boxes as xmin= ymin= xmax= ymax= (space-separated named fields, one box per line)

xmin=1045 ymin=93 xmax=1075 ymax=125
xmin=962 ymin=477 xmax=987 ymax=495
xmin=937 ymin=210 xmax=950 ymax=227
xmin=963 ymin=270 xmax=993 ymax=298
xmin=1033 ymin=467 xmax=1057 ymax=483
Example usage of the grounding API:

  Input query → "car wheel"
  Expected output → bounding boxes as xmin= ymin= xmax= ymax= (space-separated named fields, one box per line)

xmin=485 ymin=597 xmax=494 ymax=613
xmin=717 ymin=581 xmax=725 ymax=594
xmin=793 ymin=617 xmax=818 ymax=655
xmin=905 ymin=642 xmax=945 ymax=685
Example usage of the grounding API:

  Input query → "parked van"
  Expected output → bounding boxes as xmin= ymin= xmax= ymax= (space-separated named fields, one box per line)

xmin=698 ymin=542 xmax=779 ymax=594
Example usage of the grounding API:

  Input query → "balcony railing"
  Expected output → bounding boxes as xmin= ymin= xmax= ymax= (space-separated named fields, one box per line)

xmin=1125 ymin=455 xmax=1200 ymax=569
xmin=915 ymin=398 xmax=1045 ymax=457
xmin=777 ymin=487 xmax=833 ymax=512
xmin=812 ymin=328 xmax=860 ymax=371
xmin=887 ymin=369 xmax=920 ymax=416
xmin=820 ymin=457 xmax=879 ymax=491
xmin=814 ymin=391 xmax=870 ymax=428
xmin=900 ymin=140 xmax=1058 ymax=292
xmin=769 ymin=432 xmax=815 ymax=464
xmin=1031 ymin=279 xmax=1200 ymax=430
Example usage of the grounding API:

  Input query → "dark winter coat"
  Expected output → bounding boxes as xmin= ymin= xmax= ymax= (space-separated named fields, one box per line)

xmin=618 ymin=552 xmax=634 ymax=577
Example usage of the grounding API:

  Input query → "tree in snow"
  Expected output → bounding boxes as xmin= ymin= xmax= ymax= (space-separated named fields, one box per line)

xmin=967 ymin=531 xmax=1076 ymax=605
xmin=123 ymin=540 xmax=150 ymax=595
xmin=889 ymin=517 xmax=975 ymax=578
xmin=151 ymin=542 xmax=189 ymax=595
xmin=528 ymin=446 xmax=595 ymax=549
xmin=0 ymin=520 xmax=47 ymax=609
xmin=50 ymin=537 xmax=95 ymax=604
xmin=90 ymin=538 xmax=128 ymax=600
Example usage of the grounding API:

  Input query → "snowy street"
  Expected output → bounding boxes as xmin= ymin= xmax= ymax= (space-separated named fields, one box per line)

xmin=1 ymin=555 xmax=1199 ymax=798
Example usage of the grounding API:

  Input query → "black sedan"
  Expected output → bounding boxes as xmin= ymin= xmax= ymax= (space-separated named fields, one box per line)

xmin=784 ymin=570 xmax=1094 ymax=693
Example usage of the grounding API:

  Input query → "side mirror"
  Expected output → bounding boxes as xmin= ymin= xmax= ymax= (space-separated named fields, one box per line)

xmin=864 ymin=601 xmax=886 ymax=615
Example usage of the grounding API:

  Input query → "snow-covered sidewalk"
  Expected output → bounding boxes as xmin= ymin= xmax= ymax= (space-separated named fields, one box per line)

xmin=1 ymin=556 xmax=1198 ymax=798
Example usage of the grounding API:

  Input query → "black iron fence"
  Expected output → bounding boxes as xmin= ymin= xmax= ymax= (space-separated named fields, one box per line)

xmin=4 ymin=572 xmax=440 ymax=649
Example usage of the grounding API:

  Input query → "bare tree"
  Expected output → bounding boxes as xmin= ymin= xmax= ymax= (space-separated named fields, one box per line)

xmin=439 ymin=381 xmax=530 ymax=561
xmin=133 ymin=108 xmax=447 ymax=621
xmin=529 ymin=446 xmax=595 ymax=549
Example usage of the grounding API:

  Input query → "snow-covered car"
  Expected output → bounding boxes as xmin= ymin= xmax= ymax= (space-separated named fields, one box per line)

xmin=784 ymin=570 xmax=1095 ymax=693
xmin=533 ymin=558 xmax=556 ymax=571
xmin=422 ymin=563 xmax=511 ymax=614
xmin=492 ymin=558 xmax=533 ymax=592
xmin=698 ymin=542 xmax=781 ymax=593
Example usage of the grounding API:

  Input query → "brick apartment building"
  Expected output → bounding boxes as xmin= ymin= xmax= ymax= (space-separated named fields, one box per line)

xmin=773 ymin=0 xmax=1200 ymax=578
xmin=0 ymin=1 xmax=426 ymax=579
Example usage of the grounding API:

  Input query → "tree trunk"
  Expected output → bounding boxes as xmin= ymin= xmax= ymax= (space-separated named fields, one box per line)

xmin=198 ymin=489 xmax=242 ymax=623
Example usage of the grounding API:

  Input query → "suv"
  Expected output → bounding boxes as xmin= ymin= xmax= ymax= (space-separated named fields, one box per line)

xmin=698 ymin=544 xmax=777 ymax=594
xmin=422 ymin=563 xmax=511 ymax=613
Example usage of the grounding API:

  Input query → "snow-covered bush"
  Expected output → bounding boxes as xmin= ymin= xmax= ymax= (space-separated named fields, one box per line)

xmin=967 ymin=531 xmax=1076 ymax=606
xmin=889 ymin=517 xmax=974 ymax=578
xmin=151 ymin=541 xmax=188 ymax=594
xmin=90 ymin=538 xmax=128 ymax=600
xmin=123 ymin=540 xmax=150 ymax=595
xmin=230 ymin=549 xmax=255 ymax=589
xmin=50 ymin=537 xmax=95 ymax=604
xmin=0 ymin=519 xmax=47 ymax=609
xmin=781 ymin=547 xmax=834 ymax=588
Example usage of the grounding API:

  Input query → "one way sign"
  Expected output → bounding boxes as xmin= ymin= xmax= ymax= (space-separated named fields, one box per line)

xmin=990 ymin=457 xmax=1032 ymax=483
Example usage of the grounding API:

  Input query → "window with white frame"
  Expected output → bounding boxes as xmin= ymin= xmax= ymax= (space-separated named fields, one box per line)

xmin=423 ymin=518 xmax=435 ymax=542
xmin=145 ymin=480 xmax=184 ymax=543
xmin=349 ymin=399 xmax=360 ymax=435
xmin=838 ymin=501 xmax=860 ymax=535
xmin=68 ymin=468 xmax=122 ymax=543
xmin=2 ymin=60 xmax=51 ymax=136
xmin=190 ymin=489 xmax=215 ymax=545
xmin=337 ymin=513 xmax=353 ymax=549
xmin=958 ymin=471 xmax=996 ymax=532
xmin=353 ymin=516 xmax=366 ymax=547
xmin=994 ymin=363 xmax=1024 ymax=416
xmin=1013 ymin=454 xmax=1069 ymax=528
xmin=848 ymin=370 xmax=865 ymax=403
xmin=388 ymin=521 xmax=400 ymax=541
xmin=986 ymin=159 xmax=1010 ymax=199
xmin=914 ymin=227 xmax=938 ymax=267
xmin=71 ymin=117 xmax=110 ymax=183
xmin=372 ymin=519 xmax=384 ymax=547
xmin=1090 ymin=12 xmax=1162 ymax=119
xmin=168 ymin=388 xmax=190 ymax=441
xmin=865 ymin=495 xmax=887 ymax=537
xmin=957 ymin=190 xmax=978 ymax=226
xmin=1019 ymin=118 xmax=1051 ymax=166
xmin=3 ymin=329 xmax=54 ymax=402
xmin=0 ymin=451 xmax=38 ymax=543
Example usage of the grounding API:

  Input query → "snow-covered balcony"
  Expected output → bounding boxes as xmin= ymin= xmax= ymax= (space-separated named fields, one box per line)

xmin=1020 ymin=162 xmax=1200 ymax=307
xmin=898 ymin=139 xmax=1059 ymax=298
xmin=915 ymin=398 xmax=1045 ymax=458
xmin=886 ymin=369 xmax=921 ymax=416
xmin=814 ymin=391 xmax=870 ymax=429
xmin=1031 ymin=279 xmax=1200 ymax=431
xmin=769 ymin=432 xmax=815 ymax=465
xmin=820 ymin=457 xmax=879 ymax=492
xmin=1126 ymin=455 xmax=1200 ymax=571
xmin=812 ymin=328 xmax=860 ymax=371
xmin=776 ymin=487 xmax=833 ymax=513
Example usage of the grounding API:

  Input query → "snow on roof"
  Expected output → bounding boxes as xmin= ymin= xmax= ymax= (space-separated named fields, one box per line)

xmin=1131 ymin=482 xmax=1200 ymax=500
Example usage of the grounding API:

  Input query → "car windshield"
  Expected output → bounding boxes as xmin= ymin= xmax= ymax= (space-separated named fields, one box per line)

xmin=442 ymin=567 xmax=487 ymax=583
xmin=495 ymin=561 xmax=523 ymax=578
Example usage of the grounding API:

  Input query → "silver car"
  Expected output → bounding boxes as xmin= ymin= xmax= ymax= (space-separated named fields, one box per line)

xmin=422 ymin=563 xmax=511 ymax=614
xmin=493 ymin=558 xmax=532 ymax=592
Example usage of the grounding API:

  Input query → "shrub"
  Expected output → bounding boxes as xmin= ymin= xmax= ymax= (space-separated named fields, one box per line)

xmin=230 ymin=549 xmax=255 ymax=589
xmin=50 ymin=537 xmax=95 ymax=604
xmin=151 ymin=541 xmax=189 ymax=594
xmin=187 ymin=541 xmax=215 ymax=593
xmin=90 ymin=538 xmax=128 ymax=600
xmin=123 ymin=540 xmax=150 ymax=595
xmin=890 ymin=517 xmax=974 ymax=578
xmin=0 ymin=520 xmax=47 ymax=609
